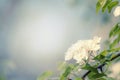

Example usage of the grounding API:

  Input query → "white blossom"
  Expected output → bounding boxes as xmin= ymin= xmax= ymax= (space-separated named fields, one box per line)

xmin=65 ymin=36 xmax=101 ymax=64
xmin=113 ymin=6 xmax=120 ymax=17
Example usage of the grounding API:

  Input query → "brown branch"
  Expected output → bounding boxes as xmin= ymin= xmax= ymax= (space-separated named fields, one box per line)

xmin=82 ymin=53 xmax=120 ymax=80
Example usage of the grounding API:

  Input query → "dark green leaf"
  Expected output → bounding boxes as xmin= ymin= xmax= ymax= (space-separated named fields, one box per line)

xmin=88 ymin=72 xmax=96 ymax=79
xmin=88 ymin=72 xmax=106 ymax=79
xmin=102 ymin=0 xmax=112 ymax=12
xmin=108 ymin=1 xmax=119 ymax=13
xmin=92 ymin=73 xmax=106 ymax=78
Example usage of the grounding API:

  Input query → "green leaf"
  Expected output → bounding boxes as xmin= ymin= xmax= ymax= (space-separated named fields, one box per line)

xmin=108 ymin=1 xmax=119 ymax=13
xmin=94 ymin=54 xmax=105 ymax=61
xmin=94 ymin=50 xmax=108 ymax=61
xmin=60 ymin=75 xmax=67 ymax=80
xmin=102 ymin=0 xmax=112 ymax=12
xmin=75 ymin=77 xmax=82 ymax=80
xmin=110 ymin=35 xmax=120 ymax=49
xmin=106 ymin=77 xmax=115 ymax=80
xmin=110 ymin=38 xmax=118 ymax=48
xmin=100 ymin=50 xmax=108 ymax=56
xmin=109 ymin=23 xmax=120 ymax=38
xmin=88 ymin=72 xmax=96 ymax=79
xmin=88 ymin=72 xmax=106 ymax=79
xmin=99 ymin=0 xmax=107 ymax=7
xmin=37 ymin=71 xmax=53 ymax=80
xmin=62 ymin=66 xmax=72 ymax=77
xmin=96 ymin=0 xmax=119 ymax=13
xmin=95 ymin=47 xmax=120 ymax=62
xmin=105 ymin=53 xmax=114 ymax=61
xmin=60 ymin=64 xmax=74 ymax=80
xmin=93 ymin=73 xmax=106 ymax=79
xmin=96 ymin=1 xmax=102 ymax=13
xmin=96 ymin=0 xmax=107 ymax=13
xmin=82 ymin=63 xmax=98 ymax=73
xmin=97 ymin=77 xmax=107 ymax=80
xmin=110 ymin=47 xmax=120 ymax=52
xmin=102 ymin=77 xmax=115 ymax=80
xmin=94 ymin=47 xmax=120 ymax=64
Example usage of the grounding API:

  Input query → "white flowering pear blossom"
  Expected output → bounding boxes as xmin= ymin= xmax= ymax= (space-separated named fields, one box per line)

xmin=113 ymin=6 xmax=120 ymax=17
xmin=65 ymin=36 xmax=101 ymax=64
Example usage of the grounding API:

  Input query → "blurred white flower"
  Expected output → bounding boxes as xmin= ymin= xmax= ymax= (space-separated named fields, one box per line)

xmin=113 ymin=6 xmax=120 ymax=17
xmin=109 ymin=62 xmax=120 ymax=80
xmin=65 ymin=36 xmax=101 ymax=64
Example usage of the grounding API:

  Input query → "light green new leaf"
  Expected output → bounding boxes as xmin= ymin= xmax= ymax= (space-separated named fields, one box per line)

xmin=37 ymin=71 xmax=53 ymax=80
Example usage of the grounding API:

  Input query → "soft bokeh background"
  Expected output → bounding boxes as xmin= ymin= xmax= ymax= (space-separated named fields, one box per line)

xmin=0 ymin=0 xmax=119 ymax=80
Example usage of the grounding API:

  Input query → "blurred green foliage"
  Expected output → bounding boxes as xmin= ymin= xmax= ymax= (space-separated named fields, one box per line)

xmin=96 ymin=0 xmax=119 ymax=13
xmin=37 ymin=71 xmax=53 ymax=80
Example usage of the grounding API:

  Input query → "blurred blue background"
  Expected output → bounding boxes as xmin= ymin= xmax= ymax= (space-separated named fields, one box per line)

xmin=0 ymin=0 xmax=119 ymax=80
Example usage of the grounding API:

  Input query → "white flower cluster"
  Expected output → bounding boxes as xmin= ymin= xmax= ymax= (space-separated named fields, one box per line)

xmin=65 ymin=36 xmax=101 ymax=64
xmin=113 ymin=6 xmax=120 ymax=17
